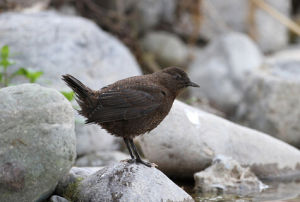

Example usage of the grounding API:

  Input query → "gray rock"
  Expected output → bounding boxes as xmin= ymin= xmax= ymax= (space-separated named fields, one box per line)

xmin=197 ymin=0 xmax=290 ymax=52
xmin=0 ymin=84 xmax=76 ymax=202
xmin=49 ymin=195 xmax=70 ymax=202
xmin=188 ymin=32 xmax=263 ymax=113
xmin=56 ymin=167 xmax=103 ymax=196
xmin=0 ymin=11 xmax=142 ymax=155
xmin=66 ymin=162 xmax=193 ymax=202
xmin=75 ymin=151 xmax=130 ymax=167
xmin=137 ymin=100 xmax=300 ymax=180
xmin=75 ymin=122 xmax=120 ymax=156
xmin=194 ymin=155 xmax=268 ymax=196
xmin=235 ymin=49 xmax=300 ymax=147
xmin=141 ymin=31 xmax=188 ymax=66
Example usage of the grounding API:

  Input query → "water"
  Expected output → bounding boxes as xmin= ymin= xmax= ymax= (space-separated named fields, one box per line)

xmin=180 ymin=180 xmax=300 ymax=201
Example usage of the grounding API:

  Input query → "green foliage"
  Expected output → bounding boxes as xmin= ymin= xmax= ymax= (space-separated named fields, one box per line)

xmin=0 ymin=45 xmax=43 ymax=87
xmin=61 ymin=91 xmax=75 ymax=101
xmin=12 ymin=68 xmax=43 ymax=83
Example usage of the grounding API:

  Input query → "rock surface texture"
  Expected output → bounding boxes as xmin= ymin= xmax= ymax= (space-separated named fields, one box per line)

xmin=194 ymin=156 xmax=268 ymax=196
xmin=137 ymin=100 xmax=300 ymax=180
xmin=188 ymin=32 xmax=262 ymax=113
xmin=0 ymin=84 xmax=76 ymax=202
xmin=236 ymin=49 xmax=300 ymax=147
xmin=0 ymin=11 xmax=141 ymax=155
xmin=57 ymin=163 xmax=193 ymax=202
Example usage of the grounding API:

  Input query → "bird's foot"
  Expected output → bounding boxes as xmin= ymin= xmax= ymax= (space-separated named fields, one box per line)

xmin=121 ymin=158 xmax=136 ymax=164
xmin=136 ymin=158 xmax=157 ymax=168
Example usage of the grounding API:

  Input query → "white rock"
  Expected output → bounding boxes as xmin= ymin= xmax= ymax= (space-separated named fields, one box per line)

xmin=137 ymin=100 xmax=300 ymax=180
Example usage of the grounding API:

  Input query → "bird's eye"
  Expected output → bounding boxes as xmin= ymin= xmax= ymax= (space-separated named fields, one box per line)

xmin=173 ymin=73 xmax=182 ymax=80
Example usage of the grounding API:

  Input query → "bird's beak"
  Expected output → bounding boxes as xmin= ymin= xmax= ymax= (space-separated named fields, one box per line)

xmin=188 ymin=81 xmax=200 ymax=87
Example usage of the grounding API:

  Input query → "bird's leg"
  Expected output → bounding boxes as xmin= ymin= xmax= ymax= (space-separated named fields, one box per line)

xmin=123 ymin=137 xmax=135 ymax=160
xmin=129 ymin=138 xmax=152 ymax=167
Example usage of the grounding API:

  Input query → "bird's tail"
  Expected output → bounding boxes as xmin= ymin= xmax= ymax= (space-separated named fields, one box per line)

xmin=62 ymin=74 xmax=95 ymax=117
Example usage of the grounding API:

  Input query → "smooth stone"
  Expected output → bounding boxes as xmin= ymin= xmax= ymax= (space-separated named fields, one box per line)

xmin=137 ymin=100 xmax=300 ymax=180
xmin=0 ymin=84 xmax=76 ymax=202
xmin=141 ymin=31 xmax=188 ymax=66
xmin=49 ymin=195 xmax=70 ymax=202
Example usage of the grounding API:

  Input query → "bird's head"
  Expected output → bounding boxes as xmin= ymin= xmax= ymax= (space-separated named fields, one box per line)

xmin=157 ymin=67 xmax=199 ymax=95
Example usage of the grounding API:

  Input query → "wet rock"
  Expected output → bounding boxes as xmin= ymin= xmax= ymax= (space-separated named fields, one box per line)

xmin=62 ymin=162 xmax=193 ymax=202
xmin=194 ymin=156 xmax=268 ymax=196
xmin=137 ymin=100 xmax=300 ymax=180
xmin=0 ymin=11 xmax=142 ymax=155
xmin=142 ymin=31 xmax=188 ymax=66
xmin=75 ymin=151 xmax=129 ymax=167
xmin=188 ymin=32 xmax=262 ymax=114
xmin=235 ymin=49 xmax=300 ymax=147
xmin=0 ymin=84 xmax=76 ymax=202
xmin=49 ymin=195 xmax=70 ymax=202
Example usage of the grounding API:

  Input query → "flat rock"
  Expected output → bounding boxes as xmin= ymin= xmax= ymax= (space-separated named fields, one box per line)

xmin=188 ymin=32 xmax=262 ymax=114
xmin=61 ymin=162 xmax=193 ymax=202
xmin=0 ymin=84 xmax=76 ymax=202
xmin=0 ymin=11 xmax=142 ymax=155
xmin=137 ymin=100 xmax=300 ymax=180
xmin=235 ymin=49 xmax=300 ymax=147
xmin=194 ymin=155 xmax=268 ymax=196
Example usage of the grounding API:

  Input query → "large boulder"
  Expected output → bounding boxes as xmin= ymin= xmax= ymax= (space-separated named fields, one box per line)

xmin=188 ymin=32 xmax=262 ymax=114
xmin=0 ymin=11 xmax=142 ymax=155
xmin=58 ymin=163 xmax=193 ymax=202
xmin=0 ymin=84 xmax=76 ymax=202
xmin=137 ymin=100 xmax=300 ymax=180
xmin=235 ymin=49 xmax=300 ymax=147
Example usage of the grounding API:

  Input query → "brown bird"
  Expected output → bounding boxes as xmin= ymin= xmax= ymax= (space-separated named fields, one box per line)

xmin=62 ymin=67 xmax=199 ymax=167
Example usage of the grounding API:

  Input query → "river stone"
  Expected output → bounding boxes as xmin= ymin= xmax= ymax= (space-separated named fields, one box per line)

xmin=137 ymin=100 xmax=300 ymax=180
xmin=188 ymin=32 xmax=262 ymax=114
xmin=67 ymin=162 xmax=193 ymax=202
xmin=194 ymin=155 xmax=268 ymax=196
xmin=0 ymin=84 xmax=76 ymax=202
xmin=0 ymin=11 xmax=142 ymax=155
xmin=141 ymin=31 xmax=188 ymax=66
xmin=235 ymin=49 xmax=300 ymax=147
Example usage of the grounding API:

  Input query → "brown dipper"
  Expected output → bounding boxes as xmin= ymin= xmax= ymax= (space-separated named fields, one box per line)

xmin=62 ymin=67 xmax=199 ymax=167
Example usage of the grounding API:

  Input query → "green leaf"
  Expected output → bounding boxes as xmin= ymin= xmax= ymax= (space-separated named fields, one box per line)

xmin=1 ymin=45 xmax=9 ymax=59
xmin=11 ymin=68 xmax=43 ymax=83
xmin=61 ymin=91 xmax=75 ymax=101
xmin=0 ymin=72 xmax=2 ymax=82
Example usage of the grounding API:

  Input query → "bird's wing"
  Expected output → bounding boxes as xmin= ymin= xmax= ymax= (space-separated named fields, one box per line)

xmin=86 ymin=86 xmax=164 ymax=123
